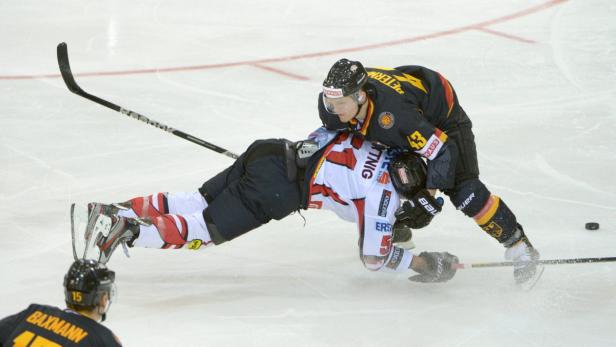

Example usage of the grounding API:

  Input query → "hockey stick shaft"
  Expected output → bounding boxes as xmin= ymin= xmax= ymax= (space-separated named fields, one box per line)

xmin=454 ymin=256 xmax=616 ymax=269
xmin=56 ymin=42 xmax=239 ymax=159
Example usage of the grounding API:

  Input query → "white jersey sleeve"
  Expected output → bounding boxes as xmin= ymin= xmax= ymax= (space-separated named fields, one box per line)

xmin=360 ymin=182 xmax=414 ymax=272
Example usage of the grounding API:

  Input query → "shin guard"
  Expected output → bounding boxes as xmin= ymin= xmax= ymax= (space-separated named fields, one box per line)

xmin=473 ymin=195 xmax=519 ymax=244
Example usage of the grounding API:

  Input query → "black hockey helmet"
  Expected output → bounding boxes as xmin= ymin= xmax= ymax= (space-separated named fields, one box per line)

xmin=388 ymin=153 xmax=427 ymax=199
xmin=64 ymin=259 xmax=116 ymax=309
xmin=322 ymin=58 xmax=368 ymax=99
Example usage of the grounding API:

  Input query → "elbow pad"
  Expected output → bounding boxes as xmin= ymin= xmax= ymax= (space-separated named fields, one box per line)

xmin=426 ymin=141 xmax=458 ymax=190
xmin=361 ymin=255 xmax=388 ymax=271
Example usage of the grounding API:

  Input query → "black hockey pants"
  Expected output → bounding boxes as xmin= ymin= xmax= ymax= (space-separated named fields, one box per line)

xmin=198 ymin=139 xmax=303 ymax=244
xmin=442 ymin=124 xmax=486 ymax=214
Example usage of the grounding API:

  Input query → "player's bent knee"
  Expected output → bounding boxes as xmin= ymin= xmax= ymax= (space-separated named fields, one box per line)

xmin=449 ymin=179 xmax=519 ymax=244
xmin=449 ymin=179 xmax=491 ymax=217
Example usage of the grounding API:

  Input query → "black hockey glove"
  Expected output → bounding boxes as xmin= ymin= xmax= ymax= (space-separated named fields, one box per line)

xmin=392 ymin=221 xmax=413 ymax=243
xmin=409 ymin=251 xmax=459 ymax=283
xmin=392 ymin=221 xmax=415 ymax=249
xmin=395 ymin=190 xmax=443 ymax=229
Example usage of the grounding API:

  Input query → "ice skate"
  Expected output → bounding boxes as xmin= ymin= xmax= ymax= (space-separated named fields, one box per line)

xmin=505 ymin=237 xmax=544 ymax=290
xmin=71 ymin=203 xmax=147 ymax=263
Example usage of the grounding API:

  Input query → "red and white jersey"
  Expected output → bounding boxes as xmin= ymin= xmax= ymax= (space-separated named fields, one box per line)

xmin=307 ymin=128 xmax=414 ymax=272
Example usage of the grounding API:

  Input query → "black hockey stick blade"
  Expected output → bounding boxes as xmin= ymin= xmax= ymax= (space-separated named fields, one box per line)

xmin=454 ymin=256 xmax=616 ymax=269
xmin=56 ymin=42 xmax=239 ymax=159
xmin=57 ymin=42 xmax=86 ymax=96
xmin=57 ymin=42 xmax=124 ymax=112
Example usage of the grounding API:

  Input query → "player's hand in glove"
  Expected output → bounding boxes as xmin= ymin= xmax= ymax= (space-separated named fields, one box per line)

xmin=409 ymin=251 xmax=459 ymax=283
xmin=395 ymin=190 xmax=443 ymax=229
xmin=392 ymin=221 xmax=415 ymax=249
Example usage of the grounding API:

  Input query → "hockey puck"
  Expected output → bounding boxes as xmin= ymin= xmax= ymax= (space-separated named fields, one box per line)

xmin=585 ymin=222 xmax=600 ymax=230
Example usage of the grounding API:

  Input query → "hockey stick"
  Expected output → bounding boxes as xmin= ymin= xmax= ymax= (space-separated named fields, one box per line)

xmin=454 ymin=256 xmax=616 ymax=269
xmin=56 ymin=42 xmax=239 ymax=159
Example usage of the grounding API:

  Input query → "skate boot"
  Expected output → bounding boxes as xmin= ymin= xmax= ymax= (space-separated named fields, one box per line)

xmin=504 ymin=230 xmax=543 ymax=288
xmin=83 ymin=203 xmax=130 ymax=253
xmin=94 ymin=214 xmax=144 ymax=264
xmin=86 ymin=202 xmax=131 ymax=218
xmin=76 ymin=202 xmax=147 ymax=263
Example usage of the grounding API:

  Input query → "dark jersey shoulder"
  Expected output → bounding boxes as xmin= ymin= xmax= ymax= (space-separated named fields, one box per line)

xmin=0 ymin=303 xmax=121 ymax=347
xmin=367 ymin=66 xmax=468 ymax=130
xmin=318 ymin=65 xmax=471 ymax=155
xmin=363 ymin=76 xmax=436 ymax=150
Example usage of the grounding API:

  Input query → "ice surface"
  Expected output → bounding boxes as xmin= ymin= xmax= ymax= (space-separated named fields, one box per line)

xmin=1 ymin=0 xmax=615 ymax=346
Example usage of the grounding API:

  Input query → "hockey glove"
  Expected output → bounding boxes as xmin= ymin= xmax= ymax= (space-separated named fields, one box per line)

xmin=392 ymin=221 xmax=413 ymax=243
xmin=395 ymin=190 xmax=443 ymax=229
xmin=392 ymin=221 xmax=415 ymax=249
xmin=409 ymin=251 xmax=459 ymax=283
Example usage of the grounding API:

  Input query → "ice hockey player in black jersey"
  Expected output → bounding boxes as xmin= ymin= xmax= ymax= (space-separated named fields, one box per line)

xmin=317 ymin=58 xmax=542 ymax=285
xmin=0 ymin=259 xmax=122 ymax=346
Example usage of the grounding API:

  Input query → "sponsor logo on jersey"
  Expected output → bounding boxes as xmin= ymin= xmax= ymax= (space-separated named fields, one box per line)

xmin=375 ymin=151 xmax=394 ymax=185
xmin=375 ymin=222 xmax=392 ymax=232
xmin=422 ymin=138 xmax=441 ymax=159
xmin=386 ymin=247 xmax=403 ymax=270
xmin=187 ymin=239 xmax=203 ymax=250
xmin=378 ymin=112 xmax=395 ymax=129
xmin=378 ymin=190 xmax=392 ymax=217
xmin=377 ymin=171 xmax=390 ymax=185
xmin=362 ymin=143 xmax=383 ymax=179
xmin=413 ymin=129 xmax=448 ymax=160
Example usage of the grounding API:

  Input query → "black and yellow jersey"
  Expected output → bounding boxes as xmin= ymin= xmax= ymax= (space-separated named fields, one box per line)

xmin=320 ymin=65 xmax=470 ymax=150
xmin=0 ymin=304 xmax=121 ymax=347
xmin=318 ymin=65 xmax=471 ymax=189
xmin=377 ymin=65 xmax=471 ymax=129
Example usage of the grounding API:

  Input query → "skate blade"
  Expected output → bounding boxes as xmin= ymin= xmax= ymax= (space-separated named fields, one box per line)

xmin=518 ymin=265 xmax=545 ymax=291
xmin=71 ymin=203 xmax=90 ymax=260
xmin=71 ymin=203 xmax=112 ymax=262
xmin=121 ymin=242 xmax=131 ymax=258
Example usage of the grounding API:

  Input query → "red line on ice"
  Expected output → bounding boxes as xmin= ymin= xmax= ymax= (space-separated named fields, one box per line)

xmin=473 ymin=27 xmax=537 ymax=43
xmin=0 ymin=0 xmax=566 ymax=81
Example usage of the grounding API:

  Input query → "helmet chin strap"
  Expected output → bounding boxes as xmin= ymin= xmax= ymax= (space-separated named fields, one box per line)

xmin=97 ymin=297 xmax=111 ymax=322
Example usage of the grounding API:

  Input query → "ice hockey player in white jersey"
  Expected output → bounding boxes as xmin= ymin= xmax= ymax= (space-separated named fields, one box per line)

xmin=75 ymin=128 xmax=459 ymax=283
